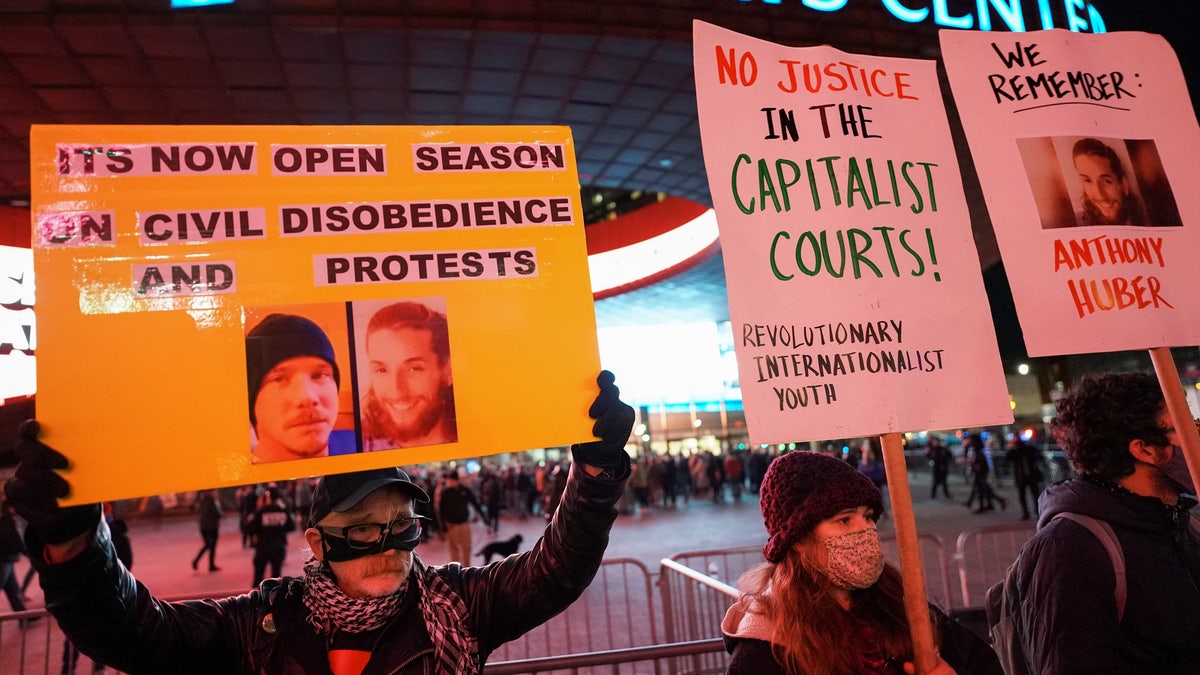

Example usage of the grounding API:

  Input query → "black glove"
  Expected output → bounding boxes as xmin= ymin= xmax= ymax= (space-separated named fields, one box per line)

xmin=4 ymin=420 xmax=100 ymax=545
xmin=572 ymin=370 xmax=635 ymax=472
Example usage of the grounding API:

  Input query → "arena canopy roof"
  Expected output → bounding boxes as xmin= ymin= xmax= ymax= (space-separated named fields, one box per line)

xmin=0 ymin=0 xmax=1192 ymax=327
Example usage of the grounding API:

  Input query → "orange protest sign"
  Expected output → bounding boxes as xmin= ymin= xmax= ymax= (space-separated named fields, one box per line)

xmin=30 ymin=125 xmax=600 ymax=503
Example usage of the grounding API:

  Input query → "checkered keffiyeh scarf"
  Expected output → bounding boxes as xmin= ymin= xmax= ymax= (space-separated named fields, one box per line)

xmin=302 ymin=556 xmax=477 ymax=674
xmin=418 ymin=560 xmax=478 ymax=674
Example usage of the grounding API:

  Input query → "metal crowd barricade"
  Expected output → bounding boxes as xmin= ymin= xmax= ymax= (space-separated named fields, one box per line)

xmin=657 ymin=558 xmax=738 ymax=675
xmin=954 ymin=522 xmax=1036 ymax=606
xmin=879 ymin=532 xmax=956 ymax=609
xmin=2 ymin=560 xmax=660 ymax=675
xmin=0 ymin=608 xmax=62 ymax=675
xmin=2 ymin=526 xmax=1034 ymax=675
xmin=0 ymin=591 xmax=245 ymax=675
xmin=667 ymin=545 xmax=763 ymax=589
xmin=486 ymin=557 xmax=661 ymax=674
xmin=485 ymin=640 xmax=728 ymax=675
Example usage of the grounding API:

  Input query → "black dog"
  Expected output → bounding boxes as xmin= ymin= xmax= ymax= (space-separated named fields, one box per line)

xmin=477 ymin=534 xmax=523 ymax=564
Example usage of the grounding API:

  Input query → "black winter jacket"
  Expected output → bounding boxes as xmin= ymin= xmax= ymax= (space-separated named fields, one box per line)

xmin=721 ymin=599 xmax=1001 ymax=674
xmin=29 ymin=457 xmax=629 ymax=675
xmin=1015 ymin=478 xmax=1200 ymax=674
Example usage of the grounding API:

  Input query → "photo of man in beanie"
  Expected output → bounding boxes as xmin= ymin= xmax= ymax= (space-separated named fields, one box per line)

xmin=245 ymin=311 xmax=344 ymax=463
xmin=353 ymin=298 xmax=457 ymax=451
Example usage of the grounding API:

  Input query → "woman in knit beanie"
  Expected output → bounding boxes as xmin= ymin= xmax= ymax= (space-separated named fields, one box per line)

xmin=721 ymin=451 xmax=1001 ymax=675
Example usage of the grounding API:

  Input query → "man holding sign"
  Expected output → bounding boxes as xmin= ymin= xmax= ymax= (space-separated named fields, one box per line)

xmin=5 ymin=372 xmax=634 ymax=674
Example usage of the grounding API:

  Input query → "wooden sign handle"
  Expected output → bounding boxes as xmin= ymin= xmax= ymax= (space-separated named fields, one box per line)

xmin=1150 ymin=347 xmax=1200 ymax=499
xmin=880 ymin=432 xmax=938 ymax=674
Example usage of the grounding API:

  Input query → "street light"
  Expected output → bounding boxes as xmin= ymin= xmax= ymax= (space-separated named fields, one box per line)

xmin=1017 ymin=363 xmax=1030 ymax=375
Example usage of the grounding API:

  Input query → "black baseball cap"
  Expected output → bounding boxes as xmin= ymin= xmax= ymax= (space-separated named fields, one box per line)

xmin=308 ymin=467 xmax=429 ymax=527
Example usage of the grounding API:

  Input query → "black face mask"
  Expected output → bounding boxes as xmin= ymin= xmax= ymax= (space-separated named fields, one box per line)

xmin=317 ymin=517 xmax=425 ymax=563
xmin=1161 ymin=447 xmax=1196 ymax=496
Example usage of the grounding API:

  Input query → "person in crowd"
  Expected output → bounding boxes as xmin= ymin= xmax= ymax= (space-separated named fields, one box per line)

xmin=689 ymin=452 xmax=710 ymax=498
xmin=515 ymin=464 xmax=535 ymax=519
xmin=1071 ymin=137 xmax=1148 ymax=227
xmin=477 ymin=467 xmax=503 ymax=534
xmin=630 ymin=456 xmax=652 ymax=509
xmin=673 ymin=453 xmax=692 ymax=504
xmin=246 ymin=486 xmax=296 ymax=587
xmin=722 ymin=451 xmax=1002 ymax=674
xmin=746 ymin=448 xmax=770 ymax=494
xmin=532 ymin=461 xmax=548 ymax=517
xmin=245 ymin=313 xmax=341 ymax=464
xmin=437 ymin=469 xmax=483 ymax=563
xmin=411 ymin=470 xmax=438 ymax=543
xmin=724 ymin=451 xmax=744 ymax=501
xmin=857 ymin=438 xmax=888 ymax=517
xmin=3 ymin=371 xmax=633 ymax=674
xmin=237 ymin=484 xmax=259 ymax=548
xmin=1013 ymin=372 xmax=1200 ymax=672
xmin=0 ymin=500 xmax=31 ymax=617
xmin=657 ymin=455 xmax=677 ymax=507
xmin=359 ymin=301 xmax=457 ymax=451
xmin=20 ymin=558 xmax=36 ymax=603
xmin=190 ymin=489 xmax=223 ymax=572
xmin=1005 ymin=435 xmax=1045 ymax=521
xmin=964 ymin=433 xmax=1006 ymax=514
xmin=541 ymin=461 xmax=569 ymax=522
xmin=707 ymin=453 xmax=726 ymax=503
xmin=926 ymin=436 xmax=953 ymax=500
xmin=502 ymin=466 xmax=519 ymax=517
xmin=843 ymin=442 xmax=862 ymax=467
xmin=291 ymin=477 xmax=316 ymax=523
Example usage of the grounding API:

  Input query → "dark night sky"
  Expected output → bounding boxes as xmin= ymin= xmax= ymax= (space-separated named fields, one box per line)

xmin=1095 ymin=1 xmax=1200 ymax=105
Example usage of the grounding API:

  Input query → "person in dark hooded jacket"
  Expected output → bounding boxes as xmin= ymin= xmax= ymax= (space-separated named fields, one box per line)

xmin=1014 ymin=371 xmax=1200 ymax=673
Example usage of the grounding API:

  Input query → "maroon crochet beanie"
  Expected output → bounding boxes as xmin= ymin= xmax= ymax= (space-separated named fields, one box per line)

xmin=760 ymin=451 xmax=884 ymax=563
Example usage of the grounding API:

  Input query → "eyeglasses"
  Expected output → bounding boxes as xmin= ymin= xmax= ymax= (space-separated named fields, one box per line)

xmin=318 ymin=516 xmax=428 ymax=548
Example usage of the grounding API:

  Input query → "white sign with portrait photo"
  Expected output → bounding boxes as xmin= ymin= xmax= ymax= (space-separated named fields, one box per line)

xmin=941 ymin=29 xmax=1200 ymax=356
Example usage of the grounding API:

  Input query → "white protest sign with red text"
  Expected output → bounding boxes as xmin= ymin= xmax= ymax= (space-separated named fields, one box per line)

xmin=941 ymin=29 xmax=1200 ymax=356
xmin=693 ymin=21 xmax=1012 ymax=443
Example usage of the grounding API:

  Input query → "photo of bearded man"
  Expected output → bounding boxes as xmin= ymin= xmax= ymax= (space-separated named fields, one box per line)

xmin=354 ymin=299 xmax=457 ymax=452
